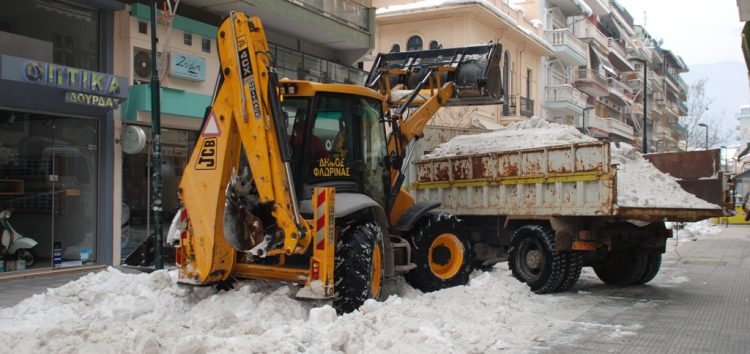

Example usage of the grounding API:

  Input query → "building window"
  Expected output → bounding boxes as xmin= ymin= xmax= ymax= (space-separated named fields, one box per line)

xmin=183 ymin=32 xmax=192 ymax=46
xmin=390 ymin=43 xmax=400 ymax=53
xmin=201 ymin=38 xmax=211 ymax=53
xmin=429 ymin=40 xmax=440 ymax=50
xmin=0 ymin=0 xmax=101 ymax=70
xmin=138 ymin=21 xmax=148 ymax=34
xmin=407 ymin=36 xmax=423 ymax=51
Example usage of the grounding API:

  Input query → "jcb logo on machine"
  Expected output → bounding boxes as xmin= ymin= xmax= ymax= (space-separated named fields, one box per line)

xmin=196 ymin=138 xmax=217 ymax=170
xmin=237 ymin=35 xmax=253 ymax=81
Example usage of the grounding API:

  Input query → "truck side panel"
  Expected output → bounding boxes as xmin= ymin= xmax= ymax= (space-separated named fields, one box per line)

xmin=412 ymin=142 xmax=615 ymax=217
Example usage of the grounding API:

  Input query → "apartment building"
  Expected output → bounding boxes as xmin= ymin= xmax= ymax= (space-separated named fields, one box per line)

xmin=113 ymin=0 xmax=375 ymax=262
xmin=526 ymin=0 xmax=689 ymax=152
xmin=372 ymin=0 xmax=552 ymax=126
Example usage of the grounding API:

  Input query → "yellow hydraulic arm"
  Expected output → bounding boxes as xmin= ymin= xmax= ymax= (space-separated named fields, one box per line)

xmin=177 ymin=12 xmax=311 ymax=284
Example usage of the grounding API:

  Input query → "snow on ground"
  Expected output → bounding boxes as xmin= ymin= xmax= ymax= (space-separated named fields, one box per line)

xmin=422 ymin=118 xmax=719 ymax=210
xmin=0 ymin=220 xmax=725 ymax=353
xmin=0 ymin=265 xmax=595 ymax=354
xmin=667 ymin=219 xmax=723 ymax=242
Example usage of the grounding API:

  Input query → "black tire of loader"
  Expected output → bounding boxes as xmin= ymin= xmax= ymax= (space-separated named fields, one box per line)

xmin=636 ymin=252 xmax=662 ymax=285
xmin=405 ymin=212 xmax=475 ymax=292
xmin=593 ymin=249 xmax=649 ymax=286
xmin=557 ymin=251 xmax=583 ymax=292
xmin=508 ymin=224 xmax=564 ymax=294
xmin=333 ymin=222 xmax=383 ymax=314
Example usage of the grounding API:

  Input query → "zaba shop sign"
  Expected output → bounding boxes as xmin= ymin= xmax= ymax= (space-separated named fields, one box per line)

xmin=22 ymin=60 xmax=128 ymax=108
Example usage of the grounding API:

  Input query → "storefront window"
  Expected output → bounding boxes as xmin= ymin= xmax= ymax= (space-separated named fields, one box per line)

xmin=0 ymin=0 xmax=100 ymax=71
xmin=120 ymin=127 xmax=197 ymax=260
xmin=0 ymin=110 xmax=99 ymax=272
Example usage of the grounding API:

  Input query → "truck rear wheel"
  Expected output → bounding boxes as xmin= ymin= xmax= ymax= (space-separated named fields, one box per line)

xmin=556 ymin=252 xmax=583 ymax=292
xmin=636 ymin=251 xmax=662 ymax=285
xmin=405 ymin=212 xmax=474 ymax=292
xmin=333 ymin=222 xmax=383 ymax=314
xmin=593 ymin=249 xmax=648 ymax=286
xmin=508 ymin=224 xmax=564 ymax=294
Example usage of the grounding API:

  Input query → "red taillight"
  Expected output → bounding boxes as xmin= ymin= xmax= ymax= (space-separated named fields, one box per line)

xmin=177 ymin=208 xmax=188 ymax=266
xmin=175 ymin=246 xmax=184 ymax=266
xmin=311 ymin=260 xmax=320 ymax=280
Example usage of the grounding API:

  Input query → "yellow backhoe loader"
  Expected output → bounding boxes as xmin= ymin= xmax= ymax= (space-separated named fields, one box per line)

xmin=173 ymin=12 xmax=503 ymax=313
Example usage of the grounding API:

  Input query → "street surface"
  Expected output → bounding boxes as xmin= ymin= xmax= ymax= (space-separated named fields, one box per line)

xmin=532 ymin=224 xmax=750 ymax=353
xmin=0 ymin=224 xmax=748 ymax=353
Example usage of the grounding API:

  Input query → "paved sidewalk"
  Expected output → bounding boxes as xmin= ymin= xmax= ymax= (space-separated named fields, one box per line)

xmin=533 ymin=225 xmax=750 ymax=353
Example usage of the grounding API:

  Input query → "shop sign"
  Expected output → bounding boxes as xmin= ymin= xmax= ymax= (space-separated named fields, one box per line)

xmin=0 ymin=54 xmax=129 ymax=108
xmin=169 ymin=52 xmax=205 ymax=81
xmin=64 ymin=91 xmax=121 ymax=108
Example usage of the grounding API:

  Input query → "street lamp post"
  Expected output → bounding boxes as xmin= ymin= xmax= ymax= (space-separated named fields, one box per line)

xmin=698 ymin=123 xmax=708 ymax=150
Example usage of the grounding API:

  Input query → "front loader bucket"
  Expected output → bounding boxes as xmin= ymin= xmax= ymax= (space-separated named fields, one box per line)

xmin=366 ymin=43 xmax=503 ymax=106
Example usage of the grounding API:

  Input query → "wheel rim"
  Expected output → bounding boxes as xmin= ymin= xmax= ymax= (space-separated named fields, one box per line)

xmin=428 ymin=233 xmax=465 ymax=280
xmin=516 ymin=238 xmax=544 ymax=281
xmin=372 ymin=244 xmax=382 ymax=299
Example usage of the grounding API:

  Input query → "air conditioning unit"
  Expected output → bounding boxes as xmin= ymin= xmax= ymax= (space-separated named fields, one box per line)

xmin=133 ymin=47 xmax=163 ymax=84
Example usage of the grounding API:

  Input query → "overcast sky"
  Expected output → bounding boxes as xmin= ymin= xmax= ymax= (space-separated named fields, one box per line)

xmin=617 ymin=0 xmax=743 ymax=66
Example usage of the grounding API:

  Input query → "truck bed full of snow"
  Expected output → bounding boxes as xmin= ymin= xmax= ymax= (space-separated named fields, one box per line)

xmin=414 ymin=118 xmax=720 ymax=220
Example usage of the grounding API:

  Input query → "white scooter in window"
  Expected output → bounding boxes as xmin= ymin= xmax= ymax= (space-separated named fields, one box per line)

xmin=1 ymin=209 xmax=38 ymax=267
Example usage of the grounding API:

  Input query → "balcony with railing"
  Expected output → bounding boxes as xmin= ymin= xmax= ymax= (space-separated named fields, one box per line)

xmin=293 ymin=0 xmax=370 ymax=31
xmin=648 ymin=70 xmax=664 ymax=92
xmin=607 ymin=38 xmax=629 ymax=64
xmin=588 ymin=115 xmax=635 ymax=141
xmin=543 ymin=85 xmax=589 ymax=115
xmin=607 ymin=76 xmax=632 ymax=103
xmin=574 ymin=69 xmax=609 ymax=97
xmin=272 ymin=44 xmax=368 ymax=85
xmin=678 ymin=100 xmax=688 ymax=115
xmin=544 ymin=29 xmax=587 ymax=66
xmin=504 ymin=95 xmax=534 ymax=117
xmin=572 ymin=16 xmax=609 ymax=48
xmin=667 ymin=100 xmax=679 ymax=116
xmin=676 ymin=75 xmax=689 ymax=100
xmin=626 ymin=39 xmax=650 ymax=60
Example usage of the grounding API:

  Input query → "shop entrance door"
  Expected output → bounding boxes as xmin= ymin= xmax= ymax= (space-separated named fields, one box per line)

xmin=48 ymin=117 xmax=99 ymax=266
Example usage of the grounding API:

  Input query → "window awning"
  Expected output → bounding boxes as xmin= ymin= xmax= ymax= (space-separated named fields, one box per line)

xmin=590 ymin=46 xmax=617 ymax=77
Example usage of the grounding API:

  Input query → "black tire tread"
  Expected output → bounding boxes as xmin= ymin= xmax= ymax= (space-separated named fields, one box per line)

xmin=557 ymin=252 xmax=583 ymax=292
xmin=636 ymin=252 xmax=662 ymax=285
xmin=593 ymin=249 xmax=649 ymax=286
xmin=508 ymin=224 xmax=564 ymax=294
xmin=333 ymin=222 xmax=382 ymax=314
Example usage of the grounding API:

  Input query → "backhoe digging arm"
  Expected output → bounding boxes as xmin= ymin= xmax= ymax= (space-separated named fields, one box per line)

xmin=178 ymin=12 xmax=311 ymax=284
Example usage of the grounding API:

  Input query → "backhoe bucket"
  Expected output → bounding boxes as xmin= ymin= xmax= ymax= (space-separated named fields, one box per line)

xmin=366 ymin=43 xmax=503 ymax=106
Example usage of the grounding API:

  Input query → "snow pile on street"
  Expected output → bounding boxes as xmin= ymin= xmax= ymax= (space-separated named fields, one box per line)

xmin=668 ymin=220 xmax=723 ymax=242
xmin=422 ymin=118 xmax=719 ymax=209
xmin=423 ymin=117 xmax=597 ymax=158
xmin=1 ymin=265 xmax=619 ymax=353
xmin=611 ymin=143 xmax=718 ymax=208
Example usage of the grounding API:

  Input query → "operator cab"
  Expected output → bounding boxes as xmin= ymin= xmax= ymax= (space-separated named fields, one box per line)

xmin=280 ymin=81 xmax=390 ymax=207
